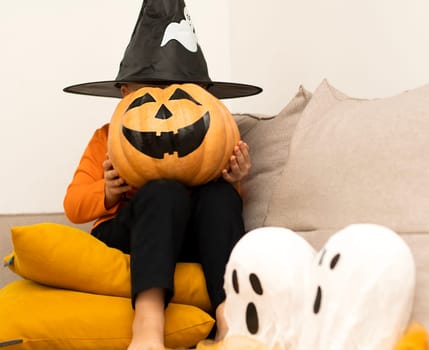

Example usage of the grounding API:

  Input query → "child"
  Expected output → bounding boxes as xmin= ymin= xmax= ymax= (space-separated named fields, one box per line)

xmin=65 ymin=83 xmax=251 ymax=350
xmin=63 ymin=2 xmax=261 ymax=349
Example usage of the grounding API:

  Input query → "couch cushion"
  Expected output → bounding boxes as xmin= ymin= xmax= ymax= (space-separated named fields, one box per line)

xmin=0 ymin=213 xmax=91 ymax=288
xmin=4 ymin=222 xmax=211 ymax=312
xmin=0 ymin=279 xmax=214 ymax=350
xmin=265 ymin=79 xmax=429 ymax=232
xmin=235 ymin=86 xmax=312 ymax=231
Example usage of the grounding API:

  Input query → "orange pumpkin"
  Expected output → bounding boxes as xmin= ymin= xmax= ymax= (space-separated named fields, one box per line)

xmin=108 ymin=83 xmax=240 ymax=188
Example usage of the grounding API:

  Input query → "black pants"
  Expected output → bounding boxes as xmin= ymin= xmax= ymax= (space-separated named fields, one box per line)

xmin=92 ymin=179 xmax=244 ymax=310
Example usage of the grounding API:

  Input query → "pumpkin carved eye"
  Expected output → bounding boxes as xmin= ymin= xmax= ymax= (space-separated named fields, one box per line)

xmin=108 ymin=83 xmax=240 ymax=188
xmin=169 ymin=88 xmax=201 ymax=105
xmin=127 ymin=93 xmax=156 ymax=112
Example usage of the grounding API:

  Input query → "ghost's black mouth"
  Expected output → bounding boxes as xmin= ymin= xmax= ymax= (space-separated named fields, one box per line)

xmin=122 ymin=112 xmax=210 ymax=159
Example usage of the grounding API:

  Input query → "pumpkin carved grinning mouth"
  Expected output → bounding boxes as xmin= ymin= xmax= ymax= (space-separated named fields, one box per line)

xmin=122 ymin=112 xmax=210 ymax=159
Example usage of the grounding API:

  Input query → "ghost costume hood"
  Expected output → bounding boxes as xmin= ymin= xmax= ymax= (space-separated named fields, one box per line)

xmin=63 ymin=0 xmax=262 ymax=99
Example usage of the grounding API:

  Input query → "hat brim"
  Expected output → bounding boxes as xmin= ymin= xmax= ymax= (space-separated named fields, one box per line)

xmin=63 ymin=79 xmax=262 ymax=99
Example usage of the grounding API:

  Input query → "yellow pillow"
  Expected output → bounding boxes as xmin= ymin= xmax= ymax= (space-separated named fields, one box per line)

xmin=0 ymin=279 xmax=214 ymax=350
xmin=3 ymin=223 xmax=212 ymax=312
xmin=394 ymin=322 xmax=427 ymax=350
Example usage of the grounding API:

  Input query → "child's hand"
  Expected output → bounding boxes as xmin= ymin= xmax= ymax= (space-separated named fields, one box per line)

xmin=222 ymin=141 xmax=251 ymax=184
xmin=103 ymin=154 xmax=132 ymax=209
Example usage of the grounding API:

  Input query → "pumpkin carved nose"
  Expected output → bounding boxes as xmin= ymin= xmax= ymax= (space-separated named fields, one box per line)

xmin=155 ymin=104 xmax=173 ymax=120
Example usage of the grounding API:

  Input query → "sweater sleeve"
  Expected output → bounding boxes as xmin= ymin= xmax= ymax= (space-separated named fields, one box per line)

xmin=63 ymin=124 xmax=119 ymax=224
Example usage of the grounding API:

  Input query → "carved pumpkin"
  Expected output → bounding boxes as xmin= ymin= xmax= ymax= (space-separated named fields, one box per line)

xmin=108 ymin=83 xmax=240 ymax=188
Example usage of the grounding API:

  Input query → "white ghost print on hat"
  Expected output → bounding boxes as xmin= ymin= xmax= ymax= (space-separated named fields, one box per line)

xmin=161 ymin=6 xmax=198 ymax=52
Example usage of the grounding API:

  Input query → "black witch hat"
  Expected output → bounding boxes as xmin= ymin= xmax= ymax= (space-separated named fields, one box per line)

xmin=64 ymin=0 xmax=262 ymax=99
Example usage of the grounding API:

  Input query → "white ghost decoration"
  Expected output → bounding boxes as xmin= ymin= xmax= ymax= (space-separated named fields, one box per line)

xmin=223 ymin=227 xmax=315 ymax=349
xmin=296 ymin=224 xmax=416 ymax=350
xmin=220 ymin=224 xmax=416 ymax=350
xmin=161 ymin=6 xmax=198 ymax=52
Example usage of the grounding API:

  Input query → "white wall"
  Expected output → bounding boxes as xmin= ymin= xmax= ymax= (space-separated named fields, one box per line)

xmin=1 ymin=0 xmax=429 ymax=214
xmin=0 ymin=0 xmax=230 ymax=214
xmin=229 ymin=0 xmax=429 ymax=114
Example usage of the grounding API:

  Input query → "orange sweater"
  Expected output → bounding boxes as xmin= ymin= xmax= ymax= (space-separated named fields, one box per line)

xmin=64 ymin=123 xmax=241 ymax=229
xmin=64 ymin=124 xmax=121 ymax=229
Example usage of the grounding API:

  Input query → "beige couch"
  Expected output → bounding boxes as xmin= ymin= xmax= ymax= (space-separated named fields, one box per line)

xmin=1 ymin=79 xmax=428 ymax=333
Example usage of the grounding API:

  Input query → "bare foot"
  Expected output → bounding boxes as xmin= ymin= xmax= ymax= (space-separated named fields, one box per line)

xmin=128 ymin=288 xmax=166 ymax=350
xmin=215 ymin=302 xmax=228 ymax=341
xmin=127 ymin=321 xmax=165 ymax=350
xmin=127 ymin=339 xmax=164 ymax=350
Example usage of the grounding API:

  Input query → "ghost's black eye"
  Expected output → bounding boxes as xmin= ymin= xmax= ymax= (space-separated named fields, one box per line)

xmin=318 ymin=249 xmax=326 ymax=266
xmin=127 ymin=93 xmax=156 ymax=112
xmin=246 ymin=302 xmax=259 ymax=334
xmin=313 ymin=286 xmax=322 ymax=314
xmin=232 ymin=269 xmax=239 ymax=294
xmin=330 ymin=254 xmax=341 ymax=269
xmin=169 ymin=88 xmax=201 ymax=105
xmin=249 ymin=273 xmax=263 ymax=295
